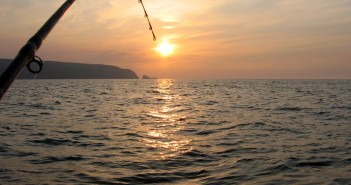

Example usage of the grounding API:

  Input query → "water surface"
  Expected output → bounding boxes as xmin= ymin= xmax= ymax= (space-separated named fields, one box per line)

xmin=1 ymin=80 xmax=350 ymax=184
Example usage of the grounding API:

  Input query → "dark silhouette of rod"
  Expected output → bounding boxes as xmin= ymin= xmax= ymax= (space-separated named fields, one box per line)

xmin=0 ymin=0 xmax=76 ymax=100
xmin=139 ymin=0 xmax=156 ymax=41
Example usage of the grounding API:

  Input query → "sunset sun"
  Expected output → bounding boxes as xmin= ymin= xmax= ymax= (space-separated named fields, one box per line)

xmin=156 ymin=40 xmax=174 ymax=57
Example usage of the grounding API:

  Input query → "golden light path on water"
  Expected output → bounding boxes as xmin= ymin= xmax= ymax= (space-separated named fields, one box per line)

xmin=141 ymin=80 xmax=192 ymax=160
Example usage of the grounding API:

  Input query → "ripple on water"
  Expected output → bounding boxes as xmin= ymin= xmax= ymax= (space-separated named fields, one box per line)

xmin=29 ymin=138 xmax=76 ymax=146
xmin=115 ymin=169 xmax=209 ymax=184
xmin=29 ymin=155 xmax=87 ymax=164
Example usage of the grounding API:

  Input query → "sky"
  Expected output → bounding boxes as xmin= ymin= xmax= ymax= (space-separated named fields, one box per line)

xmin=0 ymin=0 xmax=351 ymax=79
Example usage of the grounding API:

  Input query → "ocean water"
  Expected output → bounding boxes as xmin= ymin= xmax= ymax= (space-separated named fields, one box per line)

xmin=0 ymin=79 xmax=350 ymax=185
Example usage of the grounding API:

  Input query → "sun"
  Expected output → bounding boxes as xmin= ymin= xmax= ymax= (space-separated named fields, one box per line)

xmin=155 ymin=40 xmax=174 ymax=57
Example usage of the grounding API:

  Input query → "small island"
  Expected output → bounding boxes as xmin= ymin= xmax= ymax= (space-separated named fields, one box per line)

xmin=142 ymin=75 xmax=157 ymax=79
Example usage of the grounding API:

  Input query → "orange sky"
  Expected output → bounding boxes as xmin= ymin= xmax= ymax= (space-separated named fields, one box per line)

xmin=0 ymin=0 xmax=351 ymax=79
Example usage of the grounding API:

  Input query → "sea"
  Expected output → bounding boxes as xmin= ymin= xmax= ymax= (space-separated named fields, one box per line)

xmin=0 ymin=79 xmax=350 ymax=185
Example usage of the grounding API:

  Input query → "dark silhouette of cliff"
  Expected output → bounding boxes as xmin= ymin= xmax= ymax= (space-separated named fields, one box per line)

xmin=142 ymin=75 xmax=157 ymax=79
xmin=0 ymin=59 xmax=139 ymax=79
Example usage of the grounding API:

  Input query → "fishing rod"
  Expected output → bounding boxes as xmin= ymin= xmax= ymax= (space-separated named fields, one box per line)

xmin=0 ymin=0 xmax=156 ymax=101
xmin=139 ymin=0 xmax=157 ymax=41
xmin=0 ymin=0 xmax=75 ymax=100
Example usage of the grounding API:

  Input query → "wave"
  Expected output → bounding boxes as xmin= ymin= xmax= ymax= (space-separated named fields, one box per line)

xmin=30 ymin=155 xmax=87 ymax=164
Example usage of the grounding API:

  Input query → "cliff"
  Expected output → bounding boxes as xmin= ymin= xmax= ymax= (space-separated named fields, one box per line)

xmin=0 ymin=59 xmax=139 ymax=79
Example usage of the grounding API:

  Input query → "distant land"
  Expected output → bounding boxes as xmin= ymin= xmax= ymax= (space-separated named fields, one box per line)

xmin=0 ymin=59 xmax=139 ymax=79
xmin=142 ymin=75 xmax=157 ymax=79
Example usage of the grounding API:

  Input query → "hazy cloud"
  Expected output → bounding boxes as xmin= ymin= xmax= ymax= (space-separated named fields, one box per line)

xmin=1 ymin=0 xmax=351 ymax=79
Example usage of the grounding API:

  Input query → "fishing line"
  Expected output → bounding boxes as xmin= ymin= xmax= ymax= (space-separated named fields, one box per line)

xmin=23 ymin=1 xmax=155 ymax=76
xmin=138 ymin=0 xmax=157 ymax=41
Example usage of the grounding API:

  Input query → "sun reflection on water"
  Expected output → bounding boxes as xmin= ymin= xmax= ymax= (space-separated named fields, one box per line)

xmin=141 ymin=80 xmax=193 ymax=159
